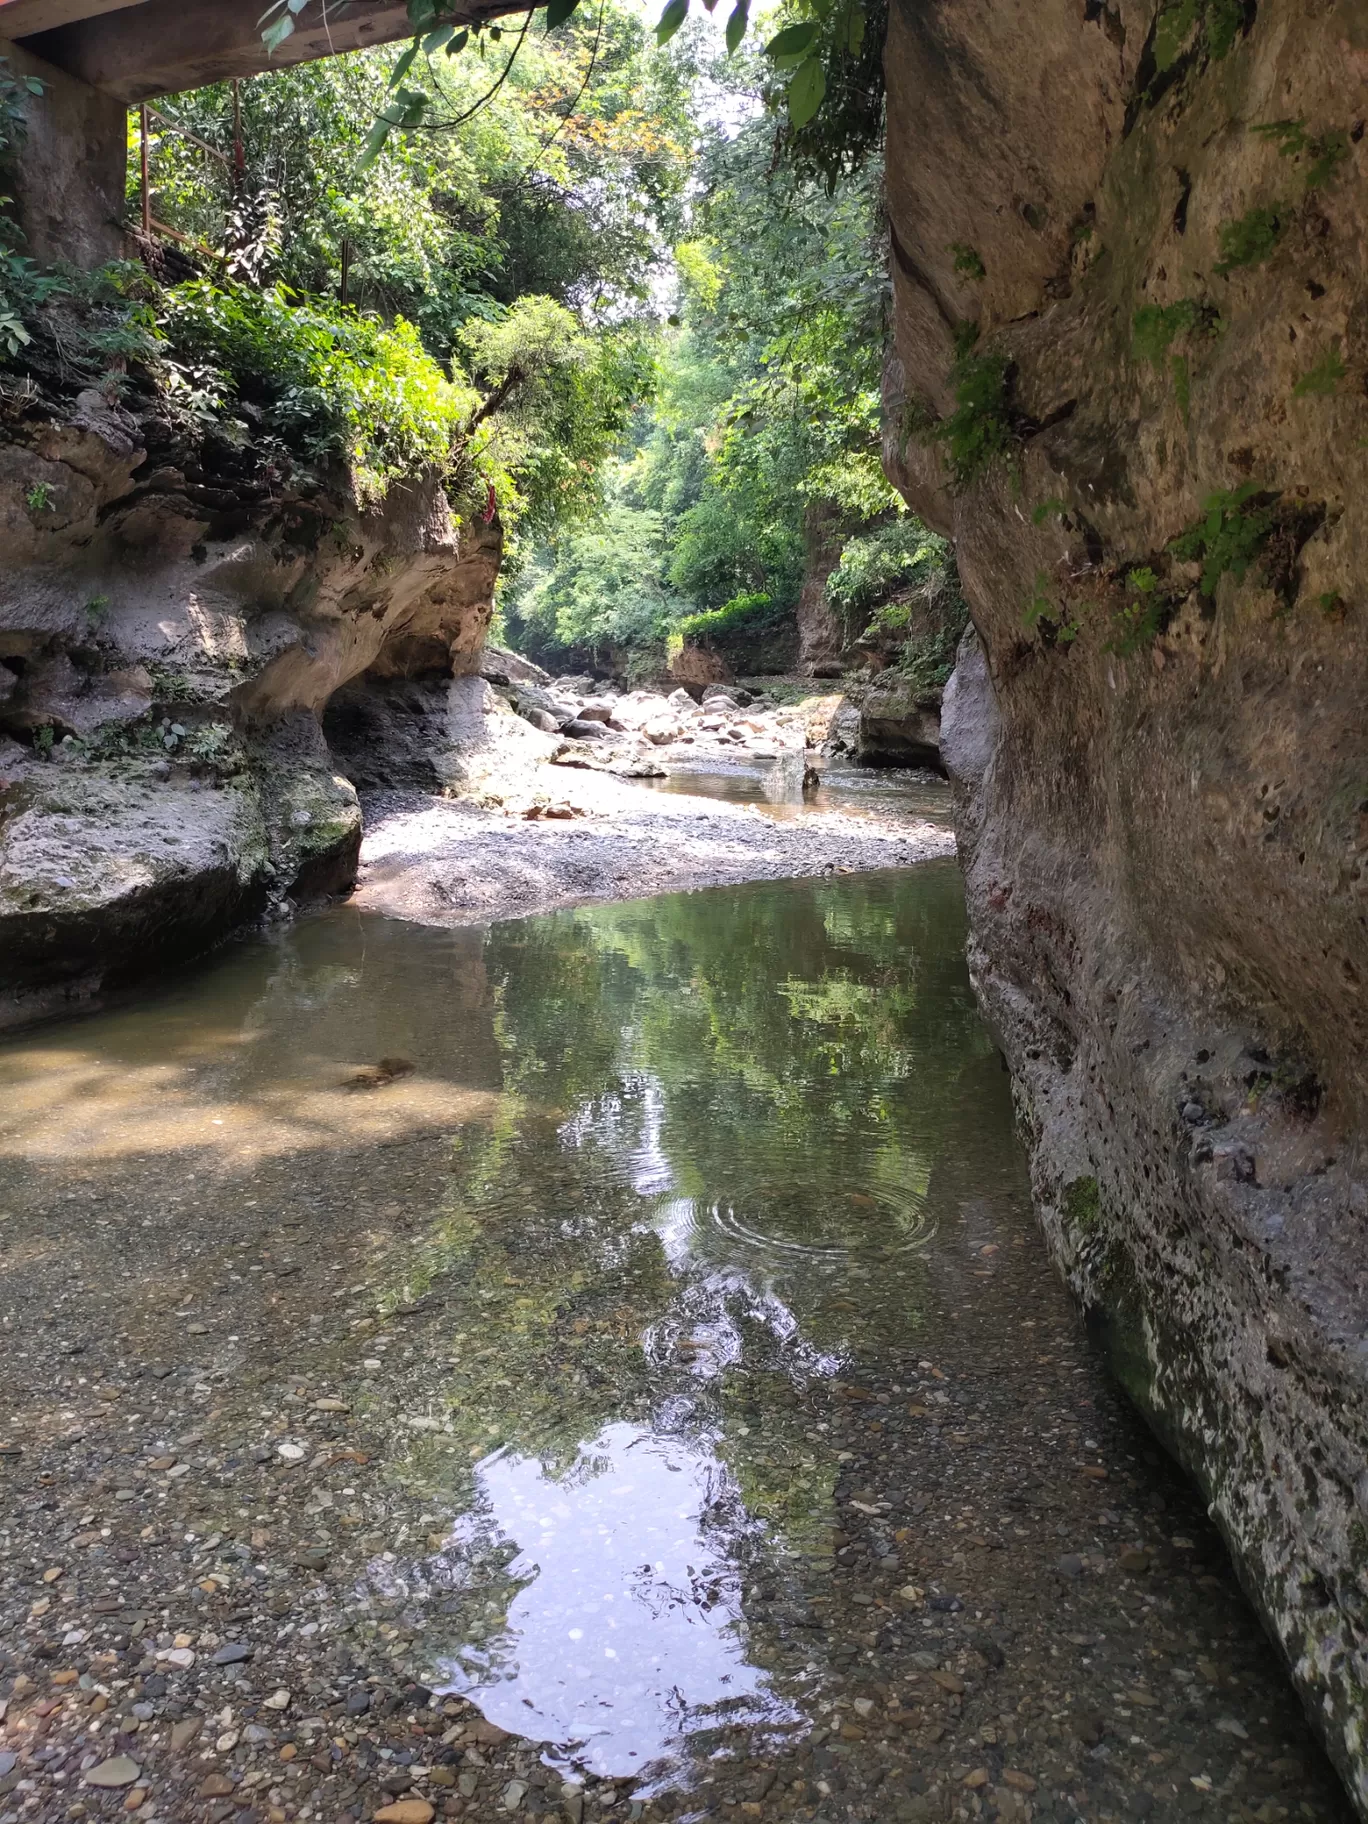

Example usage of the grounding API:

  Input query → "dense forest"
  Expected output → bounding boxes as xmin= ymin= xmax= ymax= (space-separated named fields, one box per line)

xmin=5 ymin=1 xmax=962 ymax=689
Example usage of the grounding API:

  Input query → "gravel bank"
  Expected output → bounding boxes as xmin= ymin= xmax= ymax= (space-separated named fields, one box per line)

xmin=351 ymin=772 xmax=955 ymax=927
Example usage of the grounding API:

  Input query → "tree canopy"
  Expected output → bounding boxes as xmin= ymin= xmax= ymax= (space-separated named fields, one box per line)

xmin=505 ymin=88 xmax=906 ymax=671
xmin=2 ymin=0 xmax=951 ymax=671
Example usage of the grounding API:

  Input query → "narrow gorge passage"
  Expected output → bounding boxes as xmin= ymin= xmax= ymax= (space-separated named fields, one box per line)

xmin=1 ymin=0 xmax=1365 ymax=1814
xmin=0 ymin=842 xmax=1349 ymax=1823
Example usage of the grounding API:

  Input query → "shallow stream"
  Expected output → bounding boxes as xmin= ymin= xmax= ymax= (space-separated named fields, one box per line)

xmin=0 ymin=858 xmax=1349 ymax=1823
xmin=642 ymin=756 xmax=952 ymax=826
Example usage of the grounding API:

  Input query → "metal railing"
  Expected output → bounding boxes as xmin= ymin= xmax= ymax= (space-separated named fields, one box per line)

xmin=136 ymin=82 xmax=243 ymax=259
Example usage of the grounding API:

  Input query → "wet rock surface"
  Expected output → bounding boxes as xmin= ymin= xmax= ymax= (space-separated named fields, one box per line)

xmin=0 ymin=867 xmax=1348 ymax=1824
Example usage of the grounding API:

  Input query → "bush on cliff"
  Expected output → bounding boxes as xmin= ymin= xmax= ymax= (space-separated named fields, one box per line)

xmin=160 ymin=279 xmax=479 ymax=505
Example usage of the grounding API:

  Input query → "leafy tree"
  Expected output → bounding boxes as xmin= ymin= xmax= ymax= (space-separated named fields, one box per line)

xmin=510 ymin=498 xmax=673 ymax=665
xmin=160 ymin=277 xmax=480 ymax=503
xmin=143 ymin=7 xmax=696 ymax=355
xmin=121 ymin=7 xmax=694 ymax=546
xmin=459 ymin=295 xmax=654 ymax=537
xmin=507 ymin=85 xmax=901 ymax=669
xmin=263 ymin=0 xmax=886 ymax=154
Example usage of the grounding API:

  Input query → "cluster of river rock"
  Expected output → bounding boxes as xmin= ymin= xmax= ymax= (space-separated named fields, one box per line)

xmin=495 ymin=669 xmax=813 ymax=767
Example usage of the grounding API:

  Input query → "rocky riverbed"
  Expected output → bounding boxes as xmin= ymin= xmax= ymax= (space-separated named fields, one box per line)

xmin=0 ymin=868 xmax=1350 ymax=1824
xmin=351 ymin=774 xmax=951 ymax=927
xmin=324 ymin=659 xmax=953 ymax=928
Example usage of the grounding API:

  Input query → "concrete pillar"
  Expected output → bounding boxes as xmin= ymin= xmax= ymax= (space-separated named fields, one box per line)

xmin=1 ymin=35 xmax=127 ymax=268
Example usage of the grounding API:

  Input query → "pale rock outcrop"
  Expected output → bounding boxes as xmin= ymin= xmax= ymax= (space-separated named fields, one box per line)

xmin=0 ymin=379 xmax=500 ymax=1025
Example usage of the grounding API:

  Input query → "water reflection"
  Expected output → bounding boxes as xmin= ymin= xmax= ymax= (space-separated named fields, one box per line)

xmin=0 ymin=862 xmax=1349 ymax=1817
xmin=1 ymin=864 xmax=1006 ymax=1786
xmin=353 ymin=866 xmax=1001 ymax=1781
xmin=432 ymin=1424 xmax=795 ymax=1787
xmin=641 ymin=755 xmax=952 ymax=825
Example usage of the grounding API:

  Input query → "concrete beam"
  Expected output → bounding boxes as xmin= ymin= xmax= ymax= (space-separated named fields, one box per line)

xmin=18 ymin=0 xmax=533 ymax=101
xmin=0 ymin=1 xmax=144 ymax=39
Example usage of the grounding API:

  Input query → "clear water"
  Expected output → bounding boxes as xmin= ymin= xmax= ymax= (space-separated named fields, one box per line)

xmin=639 ymin=755 xmax=953 ymax=825
xmin=0 ymin=866 xmax=1347 ymax=1818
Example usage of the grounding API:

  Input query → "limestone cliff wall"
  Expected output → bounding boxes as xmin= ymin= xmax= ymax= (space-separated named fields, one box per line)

xmin=0 ymin=378 xmax=500 ymax=1026
xmin=881 ymin=0 xmax=1368 ymax=1802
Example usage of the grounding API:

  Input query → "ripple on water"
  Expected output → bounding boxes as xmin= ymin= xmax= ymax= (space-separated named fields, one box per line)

xmin=2 ymin=866 xmax=1345 ymax=1819
xmin=696 ymin=1177 xmax=932 ymax=1264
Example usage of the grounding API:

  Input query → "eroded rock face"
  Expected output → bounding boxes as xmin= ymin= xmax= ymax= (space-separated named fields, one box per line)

xmin=883 ymin=0 xmax=1368 ymax=1801
xmin=854 ymin=675 xmax=943 ymax=771
xmin=0 ymin=383 xmax=499 ymax=1025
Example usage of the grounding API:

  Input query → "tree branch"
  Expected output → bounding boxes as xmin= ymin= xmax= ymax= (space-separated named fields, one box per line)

xmin=464 ymin=362 xmax=526 ymax=434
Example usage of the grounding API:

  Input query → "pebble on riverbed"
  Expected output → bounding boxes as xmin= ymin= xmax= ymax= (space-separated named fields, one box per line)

xmin=0 ymin=870 xmax=1349 ymax=1824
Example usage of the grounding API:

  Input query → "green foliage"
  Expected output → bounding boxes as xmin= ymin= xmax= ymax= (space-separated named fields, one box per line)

xmin=32 ymin=724 xmax=54 ymax=756
xmin=655 ymin=127 xmax=891 ymax=590
xmin=677 ymin=589 xmax=781 ymax=644
xmin=931 ymin=346 xmax=1014 ymax=489
xmin=262 ymin=0 xmax=877 ymax=162
xmin=1062 ymin=1175 xmax=1102 ymax=1233
xmin=784 ymin=52 xmax=827 ymax=131
xmin=1252 ymin=117 xmax=1349 ymax=190
xmin=1106 ymin=564 xmax=1172 ymax=654
xmin=24 ymin=480 xmax=53 ymax=513
xmin=1022 ymin=569 xmax=1081 ymax=643
xmin=1151 ymin=0 xmax=1243 ymax=72
xmin=82 ymin=710 xmax=246 ymax=778
xmin=512 ymin=499 xmax=674 ymax=663
xmin=654 ymin=0 xmax=883 ymax=165
xmin=1131 ymin=298 xmax=1221 ymax=365
xmin=0 ymin=298 xmax=29 ymax=358
xmin=182 ymin=721 xmax=244 ymax=770
xmin=135 ymin=19 xmax=691 ymax=540
xmin=1318 ymin=590 xmax=1345 ymax=619
xmin=1203 ymin=0 xmax=1245 ymax=57
xmin=825 ymin=518 xmax=951 ymax=620
xmin=510 ymin=106 xmax=892 ymax=670
xmin=950 ymin=243 xmax=986 ymax=281
xmin=1152 ymin=0 xmax=1199 ymax=70
xmin=895 ymin=598 xmax=970 ymax=694
xmin=84 ymin=594 xmax=110 ymax=626
xmin=1169 ymin=482 xmax=1278 ymax=597
xmin=159 ymin=279 xmax=477 ymax=504
xmin=0 ymin=56 xmax=43 ymax=153
xmin=146 ymin=14 xmax=694 ymax=338
xmin=1292 ymin=345 xmax=1346 ymax=399
xmin=1171 ymin=353 xmax=1191 ymax=420
xmin=0 ymin=56 xmax=62 ymax=359
xmin=145 ymin=662 xmax=202 ymax=701
xmin=764 ymin=0 xmax=886 ymax=191
xmin=460 ymin=295 xmax=653 ymax=537
xmin=1131 ymin=299 xmax=1220 ymax=419
xmin=1214 ymin=205 xmax=1282 ymax=276
xmin=1031 ymin=496 xmax=1068 ymax=525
